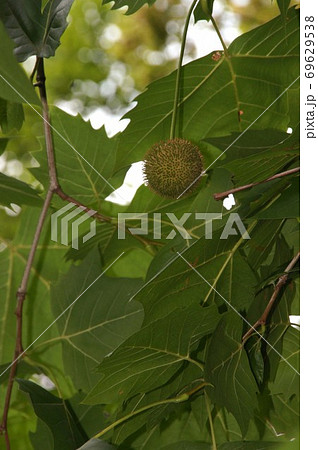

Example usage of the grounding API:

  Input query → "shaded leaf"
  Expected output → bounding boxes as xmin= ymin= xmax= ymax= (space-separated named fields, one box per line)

xmin=205 ymin=314 xmax=259 ymax=435
xmin=0 ymin=0 xmax=74 ymax=61
xmin=245 ymin=220 xmax=285 ymax=271
xmin=204 ymin=129 xmax=290 ymax=163
xmin=194 ymin=0 xmax=214 ymax=22
xmin=18 ymin=379 xmax=87 ymax=450
xmin=256 ymin=177 xmax=299 ymax=219
xmin=269 ymin=327 xmax=299 ymax=400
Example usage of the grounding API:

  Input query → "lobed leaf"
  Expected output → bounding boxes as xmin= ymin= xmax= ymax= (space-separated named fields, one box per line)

xmin=0 ymin=0 xmax=74 ymax=61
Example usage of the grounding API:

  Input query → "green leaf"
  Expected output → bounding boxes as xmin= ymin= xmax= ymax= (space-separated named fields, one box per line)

xmin=194 ymin=0 xmax=214 ymax=22
xmin=112 ymin=363 xmax=203 ymax=444
xmin=0 ymin=0 xmax=74 ymax=62
xmin=245 ymin=220 xmax=285 ymax=271
xmin=269 ymin=327 xmax=299 ymax=400
xmin=18 ymin=380 xmax=106 ymax=450
xmin=255 ymin=177 xmax=299 ymax=219
xmin=84 ymin=303 xmax=220 ymax=405
xmin=0 ymin=22 xmax=40 ymax=104
xmin=49 ymin=249 xmax=144 ymax=391
xmin=205 ymin=129 xmax=290 ymax=159
xmin=102 ymin=0 xmax=156 ymax=15
xmin=133 ymin=227 xmax=256 ymax=323
xmin=0 ymin=173 xmax=42 ymax=207
xmin=205 ymin=314 xmax=259 ymax=435
xmin=114 ymin=8 xmax=299 ymax=172
xmin=18 ymin=379 xmax=86 ymax=449
xmin=31 ymin=108 xmax=117 ymax=206
xmin=205 ymin=128 xmax=299 ymax=185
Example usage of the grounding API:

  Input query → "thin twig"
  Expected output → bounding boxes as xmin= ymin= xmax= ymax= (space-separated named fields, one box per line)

xmin=242 ymin=252 xmax=300 ymax=343
xmin=54 ymin=186 xmax=112 ymax=222
xmin=0 ymin=189 xmax=54 ymax=447
xmin=36 ymin=57 xmax=59 ymax=191
xmin=214 ymin=167 xmax=300 ymax=201
xmin=205 ymin=391 xmax=217 ymax=450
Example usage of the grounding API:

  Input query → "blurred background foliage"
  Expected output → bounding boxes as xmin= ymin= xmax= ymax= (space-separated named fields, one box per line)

xmin=0 ymin=0 xmax=297 ymax=240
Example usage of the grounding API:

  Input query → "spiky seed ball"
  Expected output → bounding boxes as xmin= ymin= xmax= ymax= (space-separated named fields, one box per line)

xmin=143 ymin=138 xmax=204 ymax=199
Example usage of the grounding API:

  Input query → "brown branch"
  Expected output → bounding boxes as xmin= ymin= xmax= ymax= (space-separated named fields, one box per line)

xmin=0 ymin=57 xmax=59 ymax=448
xmin=54 ymin=186 xmax=112 ymax=223
xmin=0 ymin=189 xmax=54 ymax=445
xmin=214 ymin=167 xmax=300 ymax=201
xmin=242 ymin=252 xmax=300 ymax=343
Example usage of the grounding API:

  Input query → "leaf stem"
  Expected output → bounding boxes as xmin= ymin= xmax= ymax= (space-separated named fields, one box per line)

xmin=92 ymin=382 xmax=209 ymax=440
xmin=205 ymin=391 xmax=217 ymax=450
xmin=92 ymin=394 xmax=189 ymax=440
xmin=214 ymin=167 xmax=300 ymax=201
xmin=208 ymin=13 xmax=242 ymax=128
xmin=170 ymin=0 xmax=199 ymax=139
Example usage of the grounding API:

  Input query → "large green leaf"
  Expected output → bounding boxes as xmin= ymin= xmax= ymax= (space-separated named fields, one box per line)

xmin=84 ymin=303 xmax=220 ymax=405
xmin=0 ymin=173 xmax=42 ymax=207
xmin=0 ymin=22 xmax=40 ymax=104
xmin=132 ymin=227 xmax=257 ymax=323
xmin=47 ymin=249 xmax=144 ymax=391
xmin=0 ymin=0 xmax=74 ymax=61
xmin=102 ymin=0 xmax=156 ymax=15
xmin=31 ymin=108 xmax=118 ymax=207
xmin=114 ymin=8 xmax=299 ymax=172
xmin=205 ymin=314 xmax=259 ymax=435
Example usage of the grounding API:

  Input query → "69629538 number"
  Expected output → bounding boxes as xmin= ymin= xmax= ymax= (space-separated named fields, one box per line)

xmin=305 ymin=16 xmax=315 ymax=79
